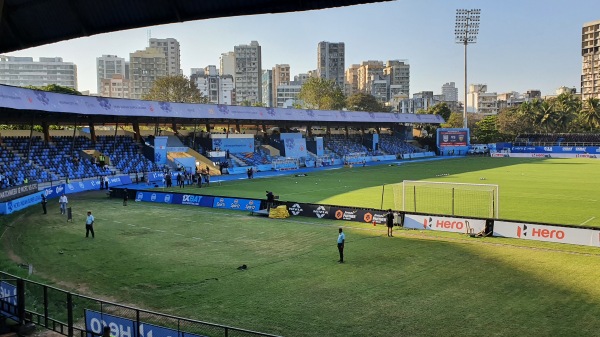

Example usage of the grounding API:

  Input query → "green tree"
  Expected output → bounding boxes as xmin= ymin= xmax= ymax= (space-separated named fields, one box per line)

xmin=580 ymin=97 xmax=600 ymax=130
xmin=26 ymin=84 xmax=81 ymax=95
xmin=142 ymin=75 xmax=207 ymax=103
xmin=496 ymin=107 xmax=532 ymax=140
xmin=346 ymin=93 xmax=384 ymax=111
xmin=472 ymin=115 xmax=500 ymax=143
xmin=441 ymin=112 xmax=464 ymax=128
xmin=298 ymin=78 xmax=345 ymax=110
xmin=427 ymin=102 xmax=452 ymax=121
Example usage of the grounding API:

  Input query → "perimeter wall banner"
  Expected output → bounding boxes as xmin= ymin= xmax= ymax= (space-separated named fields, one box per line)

xmin=493 ymin=221 xmax=600 ymax=247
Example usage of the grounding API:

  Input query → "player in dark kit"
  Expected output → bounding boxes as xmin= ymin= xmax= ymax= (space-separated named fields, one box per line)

xmin=386 ymin=209 xmax=394 ymax=237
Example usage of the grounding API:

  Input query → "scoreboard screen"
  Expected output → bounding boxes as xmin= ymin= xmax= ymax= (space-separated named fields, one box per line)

xmin=437 ymin=129 xmax=469 ymax=147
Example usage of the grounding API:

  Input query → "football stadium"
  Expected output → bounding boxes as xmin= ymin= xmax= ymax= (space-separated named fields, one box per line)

xmin=2 ymin=2 xmax=600 ymax=337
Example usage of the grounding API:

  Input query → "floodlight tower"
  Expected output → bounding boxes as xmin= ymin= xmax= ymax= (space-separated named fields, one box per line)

xmin=455 ymin=9 xmax=480 ymax=129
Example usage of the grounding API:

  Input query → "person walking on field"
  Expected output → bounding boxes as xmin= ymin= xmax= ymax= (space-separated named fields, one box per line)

xmin=337 ymin=228 xmax=345 ymax=263
xmin=386 ymin=209 xmax=394 ymax=237
xmin=85 ymin=211 xmax=95 ymax=238
xmin=59 ymin=193 xmax=68 ymax=215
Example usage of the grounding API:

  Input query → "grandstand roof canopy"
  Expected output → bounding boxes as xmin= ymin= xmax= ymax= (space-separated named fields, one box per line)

xmin=0 ymin=0 xmax=390 ymax=53
xmin=0 ymin=85 xmax=445 ymax=126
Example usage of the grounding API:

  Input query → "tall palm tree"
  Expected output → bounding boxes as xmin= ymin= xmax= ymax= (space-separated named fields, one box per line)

xmin=581 ymin=97 xmax=600 ymax=131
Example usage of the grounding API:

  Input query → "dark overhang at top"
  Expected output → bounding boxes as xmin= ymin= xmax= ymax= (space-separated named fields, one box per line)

xmin=0 ymin=0 xmax=391 ymax=53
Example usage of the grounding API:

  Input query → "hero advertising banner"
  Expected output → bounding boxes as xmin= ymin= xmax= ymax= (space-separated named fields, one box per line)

xmin=404 ymin=214 xmax=486 ymax=234
xmin=494 ymin=221 xmax=600 ymax=247
xmin=0 ymin=281 xmax=18 ymax=321
xmin=85 ymin=310 xmax=207 ymax=337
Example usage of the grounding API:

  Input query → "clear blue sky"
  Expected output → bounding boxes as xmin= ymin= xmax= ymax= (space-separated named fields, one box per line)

xmin=5 ymin=0 xmax=600 ymax=100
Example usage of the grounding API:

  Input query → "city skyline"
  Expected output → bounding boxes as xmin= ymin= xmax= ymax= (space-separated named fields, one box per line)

xmin=2 ymin=0 xmax=600 ymax=100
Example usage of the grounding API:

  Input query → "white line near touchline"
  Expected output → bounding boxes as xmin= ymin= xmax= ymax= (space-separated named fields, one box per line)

xmin=580 ymin=217 xmax=596 ymax=226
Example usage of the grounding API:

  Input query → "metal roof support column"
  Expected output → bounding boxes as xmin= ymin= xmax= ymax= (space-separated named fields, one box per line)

xmin=89 ymin=121 xmax=96 ymax=143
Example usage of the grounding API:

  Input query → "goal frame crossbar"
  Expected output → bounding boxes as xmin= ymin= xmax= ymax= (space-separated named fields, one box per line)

xmin=400 ymin=180 xmax=499 ymax=218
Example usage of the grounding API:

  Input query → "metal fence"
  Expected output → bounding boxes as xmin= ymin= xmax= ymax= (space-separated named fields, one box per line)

xmin=0 ymin=272 xmax=280 ymax=337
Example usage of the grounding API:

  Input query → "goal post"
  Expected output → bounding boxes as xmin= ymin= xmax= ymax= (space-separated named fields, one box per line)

xmin=393 ymin=180 xmax=499 ymax=218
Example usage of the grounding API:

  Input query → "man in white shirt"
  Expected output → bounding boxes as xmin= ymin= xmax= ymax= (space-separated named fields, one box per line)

xmin=337 ymin=228 xmax=345 ymax=263
xmin=59 ymin=194 xmax=68 ymax=215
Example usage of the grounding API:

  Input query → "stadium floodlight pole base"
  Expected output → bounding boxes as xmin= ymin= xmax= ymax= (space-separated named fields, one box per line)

xmin=395 ymin=180 xmax=499 ymax=219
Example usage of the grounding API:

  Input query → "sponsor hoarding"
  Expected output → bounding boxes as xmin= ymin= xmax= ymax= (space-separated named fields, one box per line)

xmin=170 ymin=194 xmax=214 ymax=207
xmin=85 ymin=310 xmax=207 ymax=337
xmin=286 ymin=202 xmax=331 ymax=219
xmin=404 ymin=214 xmax=486 ymax=234
xmin=328 ymin=206 xmax=388 ymax=224
xmin=134 ymin=192 xmax=173 ymax=204
xmin=494 ymin=221 xmax=600 ymax=247
xmin=0 ymin=281 xmax=17 ymax=320
xmin=212 ymin=197 xmax=260 ymax=211
xmin=0 ymin=183 xmax=39 ymax=202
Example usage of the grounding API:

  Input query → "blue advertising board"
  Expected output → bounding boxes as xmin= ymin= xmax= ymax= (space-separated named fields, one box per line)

xmin=170 ymin=194 xmax=214 ymax=207
xmin=42 ymin=184 xmax=66 ymax=199
xmin=154 ymin=136 xmax=168 ymax=165
xmin=283 ymin=138 xmax=307 ymax=158
xmin=134 ymin=191 xmax=173 ymax=204
xmin=212 ymin=197 xmax=261 ymax=211
xmin=85 ymin=310 xmax=206 ymax=337
xmin=2 ymin=193 xmax=42 ymax=215
xmin=510 ymin=145 xmax=600 ymax=154
xmin=211 ymin=138 xmax=254 ymax=153
xmin=0 ymin=281 xmax=18 ymax=320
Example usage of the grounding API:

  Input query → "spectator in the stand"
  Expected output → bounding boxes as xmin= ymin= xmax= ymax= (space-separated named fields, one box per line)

xmin=135 ymin=172 xmax=139 ymax=184
xmin=104 ymin=176 xmax=109 ymax=189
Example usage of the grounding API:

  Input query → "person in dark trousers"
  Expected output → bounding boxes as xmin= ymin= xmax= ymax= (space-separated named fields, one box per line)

xmin=41 ymin=193 xmax=47 ymax=214
xmin=135 ymin=172 xmax=139 ymax=184
xmin=123 ymin=188 xmax=128 ymax=206
xmin=266 ymin=191 xmax=274 ymax=211
xmin=85 ymin=211 xmax=95 ymax=238
xmin=386 ymin=209 xmax=394 ymax=237
xmin=337 ymin=228 xmax=345 ymax=263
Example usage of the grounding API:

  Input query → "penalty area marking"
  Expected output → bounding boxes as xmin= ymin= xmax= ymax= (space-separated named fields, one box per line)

xmin=580 ymin=217 xmax=596 ymax=226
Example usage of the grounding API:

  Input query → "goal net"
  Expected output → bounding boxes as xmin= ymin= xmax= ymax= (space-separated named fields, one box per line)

xmin=393 ymin=180 xmax=499 ymax=218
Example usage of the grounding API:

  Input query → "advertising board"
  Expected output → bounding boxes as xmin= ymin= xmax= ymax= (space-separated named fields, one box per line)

xmin=212 ymin=197 xmax=261 ymax=211
xmin=493 ymin=221 xmax=600 ymax=247
xmin=85 ymin=310 xmax=207 ymax=337
xmin=0 ymin=281 xmax=17 ymax=321
xmin=134 ymin=192 xmax=173 ymax=204
xmin=404 ymin=214 xmax=486 ymax=234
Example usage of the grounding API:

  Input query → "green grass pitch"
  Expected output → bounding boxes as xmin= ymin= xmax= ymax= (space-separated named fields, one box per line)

xmin=2 ymin=157 xmax=600 ymax=337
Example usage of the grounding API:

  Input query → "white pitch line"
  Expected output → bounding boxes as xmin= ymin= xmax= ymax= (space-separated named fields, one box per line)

xmin=192 ymin=237 xmax=203 ymax=240
xmin=174 ymin=233 xmax=184 ymax=236
xmin=155 ymin=229 xmax=165 ymax=232
xmin=127 ymin=224 xmax=136 ymax=226
xmin=580 ymin=217 xmax=596 ymax=226
xmin=141 ymin=226 xmax=151 ymax=229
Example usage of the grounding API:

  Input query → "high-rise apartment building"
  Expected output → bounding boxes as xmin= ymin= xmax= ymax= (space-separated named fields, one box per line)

xmin=582 ymin=20 xmax=600 ymax=100
xmin=272 ymin=64 xmax=290 ymax=107
xmin=234 ymin=41 xmax=262 ymax=105
xmin=100 ymin=74 xmax=130 ymax=99
xmin=192 ymin=66 xmax=234 ymax=105
xmin=384 ymin=60 xmax=410 ymax=96
xmin=317 ymin=41 xmax=345 ymax=89
xmin=262 ymin=70 xmax=273 ymax=107
xmin=467 ymin=84 xmax=498 ymax=114
xmin=345 ymin=64 xmax=360 ymax=97
xmin=220 ymin=52 xmax=235 ymax=78
xmin=96 ymin=55 xmax=127 ymax=95
xmin=276 ymin=81 xmax=303 ymax=108
xmin=149 ymin=38 xmax=181 ymax=76
xmin=129 ymin=47 xmax=167 ymax=99
xmin=441 ymin=82 xmax=459 ymax=102
xmin=294 ymin=73 xmax=311 ymax=85
xmin=357 ymin=60 xmax=384 ymax=93
xmin=0 ymin=56 xmax=78 ymax=89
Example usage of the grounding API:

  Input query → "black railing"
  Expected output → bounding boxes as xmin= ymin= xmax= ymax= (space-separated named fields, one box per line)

xmin=0 ymin=272 xmax=280 ymax=337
